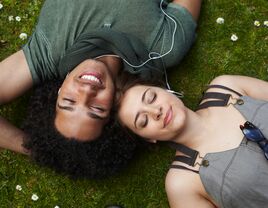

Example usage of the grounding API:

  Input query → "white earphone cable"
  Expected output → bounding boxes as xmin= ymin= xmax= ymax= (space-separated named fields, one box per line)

xmin=122 ymin=0 xmax=177 ymax=68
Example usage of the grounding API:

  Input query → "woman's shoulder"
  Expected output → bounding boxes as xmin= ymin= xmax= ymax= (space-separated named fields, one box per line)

xmin=206 ymin=75 xmax=245 ymax=96
xmin=165 ymin=168 xmax=211 ymax=207
xmin=209 ymin=75 xmax=239 ymax=87
xmin=165 ymin=168 xmax=200 ymax=195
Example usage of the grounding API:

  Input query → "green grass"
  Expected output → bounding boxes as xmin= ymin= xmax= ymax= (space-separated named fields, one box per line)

xmin=1 ymin=0 xmax=268 ymax=207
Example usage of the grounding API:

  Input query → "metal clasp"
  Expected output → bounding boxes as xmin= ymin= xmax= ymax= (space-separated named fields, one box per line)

xmin=194 ymin=154 xmax=209 ymax=167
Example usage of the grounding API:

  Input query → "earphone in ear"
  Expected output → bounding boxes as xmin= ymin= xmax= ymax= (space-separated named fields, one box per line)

xmin=121 ymin=0 xmax=180 ymax=98
xmin=166 ymin=89 xmax=184 ymax=98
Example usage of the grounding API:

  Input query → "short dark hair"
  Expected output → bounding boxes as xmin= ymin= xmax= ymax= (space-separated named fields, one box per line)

xmin=22 ymin=80 xmax=138 ymax=179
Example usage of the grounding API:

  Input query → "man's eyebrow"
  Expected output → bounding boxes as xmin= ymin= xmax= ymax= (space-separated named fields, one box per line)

xmin=87 ymin=112 xmax=107 ymax=120
xmin=57 ymin=103 xmax=74 ymax=111
xmin=134 ymin=88 xmax=150 ymax=128
xmin=57 ymin=103 xmax=107 ymax=120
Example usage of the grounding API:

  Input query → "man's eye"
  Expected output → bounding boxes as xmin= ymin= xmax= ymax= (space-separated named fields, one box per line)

xmin=91 ymin=106 xmax=105 ymax=112
xmin=63 ymin=98 xmax=75 ymax=103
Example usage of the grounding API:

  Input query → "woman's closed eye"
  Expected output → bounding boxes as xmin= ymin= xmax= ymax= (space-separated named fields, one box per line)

xmin=137 ymin=114 xmax=148 ymax=128
xmin=146 ymin=90 xmax=157 ymax=104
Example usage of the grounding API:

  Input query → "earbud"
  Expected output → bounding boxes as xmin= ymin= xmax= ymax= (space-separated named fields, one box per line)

xmin=166 ymin=89 xmax=184 ymax=98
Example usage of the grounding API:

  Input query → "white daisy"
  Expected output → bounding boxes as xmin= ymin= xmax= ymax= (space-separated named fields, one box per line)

xmin=15 ymin=16 xmax=21 ymax=22
xmin=254 ymin=20 xmax=260 ymax=27
xmin=0 ymin=3 xmax=3 ymax=10
xmin=264 ymin=21 xmax=268 ymax=27
xmin=230 ymin=34 xmax=238 ymax=42
xmin=8 ymin=15 xmax=14 ymax=21
xmin=15 ymin=185 xmax=22 ymax=191
xmin=19 ymin=33 xmax=27 ymax=40
xmin=216 ymin=17 xmax=224 ymax=24
xmin=31 ymin=194 xmax=39 ymax=201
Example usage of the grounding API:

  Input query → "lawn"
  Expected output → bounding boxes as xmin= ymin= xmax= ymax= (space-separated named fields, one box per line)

xmin=0 ymin=0 xmax=268 ymax=207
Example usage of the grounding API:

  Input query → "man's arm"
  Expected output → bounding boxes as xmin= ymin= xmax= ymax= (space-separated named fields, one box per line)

xmin=0 ymin=117 xmax=29 ymax=154
xmin=0 ymin=50 xmax=33 ymax=154
xmin=172 ymin=0 xmax=202 ymax=21
xmin=0 ymin=50 xmax=33 ymax=104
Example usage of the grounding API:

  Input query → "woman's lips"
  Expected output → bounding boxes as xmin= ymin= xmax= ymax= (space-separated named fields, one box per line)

xmin=163 ymin=107 xmax=172 ymax=127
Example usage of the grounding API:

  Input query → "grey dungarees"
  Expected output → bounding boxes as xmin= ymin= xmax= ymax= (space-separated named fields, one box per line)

xmin=169 ymin=85 xmax=268 ymax=208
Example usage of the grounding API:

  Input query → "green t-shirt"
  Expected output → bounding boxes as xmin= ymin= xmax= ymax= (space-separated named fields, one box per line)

xmin=23 ymin=0 xmax=196 ymax=84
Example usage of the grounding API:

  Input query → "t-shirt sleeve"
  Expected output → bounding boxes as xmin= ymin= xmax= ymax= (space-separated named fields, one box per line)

xmin=167 ymin=2 xmax=197 ymax=46
xmin=21 ymin=0 xmax=70 ymax=85
xmin=22 ymin=27 xmax=57 ymax=85
xmin=160 ymin=2 xmax=197 ymax=67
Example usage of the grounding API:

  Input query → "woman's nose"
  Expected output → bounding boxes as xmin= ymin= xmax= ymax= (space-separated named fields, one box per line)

xmin=145 ymin=105 xmax=162 ymax=120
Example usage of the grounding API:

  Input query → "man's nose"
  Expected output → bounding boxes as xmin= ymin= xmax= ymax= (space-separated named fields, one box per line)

xmin=79 ymin=84 xmax=98 ymax=97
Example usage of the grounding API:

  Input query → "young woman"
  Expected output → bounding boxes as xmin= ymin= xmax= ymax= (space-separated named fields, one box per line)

xmin=0 ymin=0 xmax=201 ymax=155
xmin=117 ymin=75 xmax=268 ymax=208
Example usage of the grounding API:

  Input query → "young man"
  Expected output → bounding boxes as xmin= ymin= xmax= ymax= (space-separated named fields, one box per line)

xmin=0 ymin=0 xmax=201 ymax=154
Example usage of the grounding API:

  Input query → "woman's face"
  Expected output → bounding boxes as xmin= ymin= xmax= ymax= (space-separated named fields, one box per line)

xmin=55 ymin=59 xmax=115 ymax=141
xmin=118 ymin=85 xmax=187 ymax=142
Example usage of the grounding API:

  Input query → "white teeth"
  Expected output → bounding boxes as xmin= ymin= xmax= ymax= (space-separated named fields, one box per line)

xmin=81 ymin=75 xmax=101 ymax=84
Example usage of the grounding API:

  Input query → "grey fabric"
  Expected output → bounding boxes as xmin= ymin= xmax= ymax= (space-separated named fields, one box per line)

xmin=200 ymin=96 xmax=268 ymax=208
xmin=57 ymin=29 xmax=164 ymax=81
xmin=22 ymin=0 xmax=197 ymax=84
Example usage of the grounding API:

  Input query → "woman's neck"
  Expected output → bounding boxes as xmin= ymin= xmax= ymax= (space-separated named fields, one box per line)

xmin=171 ymin=108 xmax=210 ymax=149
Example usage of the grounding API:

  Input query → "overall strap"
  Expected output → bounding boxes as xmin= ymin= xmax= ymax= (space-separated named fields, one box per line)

xmin=206 ymin=85 xmax=243 ymax=96
xmin=168 ymin=142 xmax=200 ymax=174
xmin=169 ymin=164 xmax=199 ymax=174
xmin=196 ymin=84 xmax=243 ymax=111
xmin=196 ymin=92 xmax=231 ymax=111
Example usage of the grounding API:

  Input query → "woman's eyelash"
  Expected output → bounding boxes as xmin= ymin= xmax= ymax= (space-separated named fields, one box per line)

xmin=140 ymin=115 xmax=148 ymax=128
xmin=148 ymin=92 xmax=156 ymax=103
xmin=142 ymin=116 xmax=148 ymax=127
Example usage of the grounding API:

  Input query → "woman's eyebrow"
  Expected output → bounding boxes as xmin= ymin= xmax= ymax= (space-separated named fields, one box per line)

xmin=134 ymin=88 xmax=151 ymax=128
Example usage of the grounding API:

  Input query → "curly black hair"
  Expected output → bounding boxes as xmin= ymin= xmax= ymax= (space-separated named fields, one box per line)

xmin=21 ymin=79 xmax=138 ymax=179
